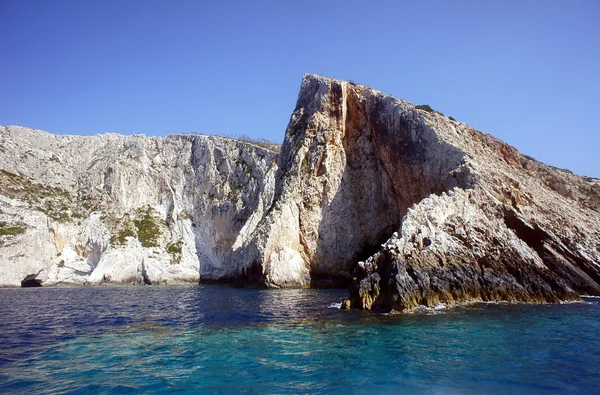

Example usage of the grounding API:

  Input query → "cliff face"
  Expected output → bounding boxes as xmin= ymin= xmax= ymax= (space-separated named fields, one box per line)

xmin=240 ymin=75 xmax=600 ymax=310
xmin=2 ymin=74 xmax=600 ymax=311
xmin=0 ymin=127 xmax=276 ymax=286
xmin=239 ymin=76 xmax=474 ymax=287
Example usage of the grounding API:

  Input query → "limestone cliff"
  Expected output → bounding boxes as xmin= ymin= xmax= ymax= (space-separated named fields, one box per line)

xmin=0 ymin=127 xmax=276 ymax=286
xmin=238 ymin=74 xmax=599 ymax=310
xmin=2 ymin=74 xmax=599 ymax=312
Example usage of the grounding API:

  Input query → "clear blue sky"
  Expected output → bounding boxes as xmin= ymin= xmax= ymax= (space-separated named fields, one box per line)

xmin=1 ymin=0 xmax=599 ymax=177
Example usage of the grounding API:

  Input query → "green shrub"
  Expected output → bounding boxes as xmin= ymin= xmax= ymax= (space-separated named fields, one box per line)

xmin=166 ymin=239 xmax=184 ymax=264
xmin=415 ymin=104 xmax=435 ymax=113
xmin=134 ymin=208 xmax=161 ymax=248
xmin=58 ymin=260 xmax=65 ymax=268
xmin=415 ymin=104 xmax=446 ymax=117
xmin=0 ymin=223 xmax=26 ymax=236
xmin=110 ymin=225 xmax=136 ymax=246
xmin=166 ymin=239 xmax=183 ymax=255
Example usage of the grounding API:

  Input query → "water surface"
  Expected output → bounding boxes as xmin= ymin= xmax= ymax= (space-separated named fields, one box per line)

xmin=1 ymin=286 xmax=599 ymax=394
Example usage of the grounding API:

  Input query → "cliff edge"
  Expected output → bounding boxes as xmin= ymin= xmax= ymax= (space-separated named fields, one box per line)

xmin=1 ymin=74 xmax=599 ymax=312
xmin=240 ymin=74 xmax=600 ymax=311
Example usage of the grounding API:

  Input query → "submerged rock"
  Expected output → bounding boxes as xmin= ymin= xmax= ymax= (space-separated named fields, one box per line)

xmin=1 ymin=74 xmax=599 ymax=312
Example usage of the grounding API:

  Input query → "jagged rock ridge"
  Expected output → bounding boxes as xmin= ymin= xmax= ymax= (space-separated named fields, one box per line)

xmin=1 ymin=74 xmax=599 ymax=313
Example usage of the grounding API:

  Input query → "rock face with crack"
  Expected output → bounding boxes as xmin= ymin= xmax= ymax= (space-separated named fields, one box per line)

xmin=237 ymin=74 xmax=600 ymax=309
xmin=1 ymin=74 xmax=599 ymax=312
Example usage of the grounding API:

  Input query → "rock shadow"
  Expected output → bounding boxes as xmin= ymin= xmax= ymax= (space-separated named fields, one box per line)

xmin=308 ymin=85 xmax=474 ymax=286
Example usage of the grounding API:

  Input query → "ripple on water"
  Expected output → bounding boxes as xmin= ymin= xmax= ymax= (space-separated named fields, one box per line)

xmin=1 ymin=285 xmax=600 ymax=394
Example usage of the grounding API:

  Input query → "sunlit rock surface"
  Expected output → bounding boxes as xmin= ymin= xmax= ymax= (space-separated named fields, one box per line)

xmin=0 ymin=127 xmax=276 ymax=286
xmin=1 ymin=74 xmax=599 ymax=312
xmin=240 ymin=74 xmax=600 ymax=309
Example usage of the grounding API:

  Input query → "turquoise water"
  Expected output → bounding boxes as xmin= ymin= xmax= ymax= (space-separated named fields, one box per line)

xmin=1 ymin=286 xmax=599 ymax=394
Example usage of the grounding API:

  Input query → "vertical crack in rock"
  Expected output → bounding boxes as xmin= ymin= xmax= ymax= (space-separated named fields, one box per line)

xmin=241 ymin=75 xmax=480 ymax=289
xmin=237 ymin=74 xmax=600 ymax=309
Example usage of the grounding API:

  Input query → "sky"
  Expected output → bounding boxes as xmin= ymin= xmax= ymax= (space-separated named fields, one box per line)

xmin=1 ymin=0 xmax=599 ymax=177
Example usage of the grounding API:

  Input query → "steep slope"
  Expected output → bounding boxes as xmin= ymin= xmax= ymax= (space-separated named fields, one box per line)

xmin=239 ymin=74 xmax=600 ymax=310
xmin=2 ymin=74 xmax=599 ymax=309
xmin=0 ymin=127 xmax=277 ymax=286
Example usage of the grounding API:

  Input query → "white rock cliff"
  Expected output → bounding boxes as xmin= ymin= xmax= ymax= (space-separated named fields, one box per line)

xmin=0 ymin=127 xmax=276 ymax=286
xmin=1 ymin=74 xmax=599 ymax=313
xmin=241 ymin=75 xmax=600 ymax=309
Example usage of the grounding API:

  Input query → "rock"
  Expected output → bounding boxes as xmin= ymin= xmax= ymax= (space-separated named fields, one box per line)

xmin=0 ymin=128 xmax=277 ymax=286
xmin=241 ymin=74 xmax=478 ymax=287
xmin=1 ymin=73 xmax=599 ymax=312
xmin=239 ymin=74 xmax=600 ymax=309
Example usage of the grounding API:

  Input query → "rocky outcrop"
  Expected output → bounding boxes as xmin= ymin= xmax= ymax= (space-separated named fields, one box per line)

xmin=236 ymin=74 xmax=600 ymax=310
xmin=0 ymin=127 xmax=277 ymax=286
xmin=239 ymin=76 xmax=476 ymax=288
xmin=1 ymin=74 xmax=599 ymax=311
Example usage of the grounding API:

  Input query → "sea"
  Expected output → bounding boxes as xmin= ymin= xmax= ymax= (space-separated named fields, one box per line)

xmin=0 ymin=285 xmax=599 ymax=394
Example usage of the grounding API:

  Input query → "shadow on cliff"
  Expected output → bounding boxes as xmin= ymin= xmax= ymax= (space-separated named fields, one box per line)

xmin=309 ymin=85 xmax=474 ymax=287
